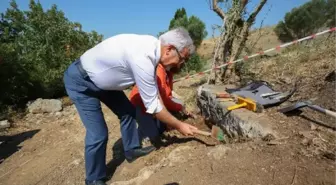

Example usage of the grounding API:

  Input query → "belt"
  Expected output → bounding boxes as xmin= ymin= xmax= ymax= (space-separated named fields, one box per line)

xmin=75 ymin=59 xmax=89 ymax=79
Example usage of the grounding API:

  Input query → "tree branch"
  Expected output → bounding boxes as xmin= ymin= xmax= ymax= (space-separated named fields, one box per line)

xmin=205 ymin=0 xmax=212 ymax=9
xmin=246 ymin=0 xmax=267 ymax=23
xmin=212 ymin=0 xmax=226 ymax=20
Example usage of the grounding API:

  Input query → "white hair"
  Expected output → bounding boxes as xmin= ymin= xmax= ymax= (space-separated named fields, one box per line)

xmin=159 ymin=27 xmax=195 ymax=54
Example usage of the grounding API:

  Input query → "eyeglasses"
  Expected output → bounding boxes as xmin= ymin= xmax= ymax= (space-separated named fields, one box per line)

xmin=173 ymin=47 xmax=188 ymax=64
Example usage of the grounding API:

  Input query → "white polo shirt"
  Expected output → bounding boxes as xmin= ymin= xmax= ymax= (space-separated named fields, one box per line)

xmin=80 ymin=34 xmax=163 ymax=114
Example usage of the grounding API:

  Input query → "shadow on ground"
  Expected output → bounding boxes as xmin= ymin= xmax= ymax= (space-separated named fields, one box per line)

xmin=0 ymin=129 xmax=40 ymax=163
xmin=105 ymin=134 xmax=216 ymax=181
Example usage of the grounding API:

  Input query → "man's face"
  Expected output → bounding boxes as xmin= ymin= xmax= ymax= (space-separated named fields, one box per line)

xmin=161 ymin=45 xmax=189 ymax=71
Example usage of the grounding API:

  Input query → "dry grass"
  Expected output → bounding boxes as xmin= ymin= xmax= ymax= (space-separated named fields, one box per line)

xmin=239 ymin=33 xmax=335 ymax=89
xmin=179 ymin=31 xmax=335 ymax=114
xmin=197 ymin=26 xmax=281 ymax=60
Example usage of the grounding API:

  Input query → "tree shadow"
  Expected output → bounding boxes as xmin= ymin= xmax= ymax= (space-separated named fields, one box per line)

xmin=0 ymin=129 xmax=40 ymax=163
xmin=299 ymin=115 xmax=336 ymax=130
xmin=154 ymin=134 xmax=217 ymax=149
xmin=281 ymin=110 xmax=336 ymax=130
xmin=164 ymin=183 xmax=179 ymax=185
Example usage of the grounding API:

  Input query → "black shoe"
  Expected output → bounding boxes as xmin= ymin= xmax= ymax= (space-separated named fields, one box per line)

xmin=125 ymin=146 xmax=156 ymax=163
xmin=85 ymin=180 xmax=106 ymax=185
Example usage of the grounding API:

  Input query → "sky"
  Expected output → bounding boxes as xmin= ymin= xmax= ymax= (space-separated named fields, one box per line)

xmin=0 ymin=0 xmax=310 ymax=39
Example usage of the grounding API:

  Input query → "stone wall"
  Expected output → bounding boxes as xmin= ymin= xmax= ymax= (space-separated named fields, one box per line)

xmin=197 ymin=84 xmax=275 ymax=141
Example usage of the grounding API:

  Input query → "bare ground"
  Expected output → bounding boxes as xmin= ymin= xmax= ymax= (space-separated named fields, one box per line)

xmin=0 ymin=35 xmax=335 ymax=185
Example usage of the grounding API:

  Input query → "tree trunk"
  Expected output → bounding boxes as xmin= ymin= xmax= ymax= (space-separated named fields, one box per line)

xmin=208 ymin=0 xmax=268 ymax=85
xmin=221 ymin=0 xmax=268 ymax=84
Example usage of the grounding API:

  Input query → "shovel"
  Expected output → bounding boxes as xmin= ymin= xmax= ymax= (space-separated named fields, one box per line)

xmin=278 ymin=101 xmax=336 ymax=118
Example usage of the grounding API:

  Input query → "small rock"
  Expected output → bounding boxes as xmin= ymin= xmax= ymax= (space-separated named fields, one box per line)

xmin=262 ymin=134 xmax=276 ymax=142
xmin=207 ymin=145 xmax=231 ymax=160
xmin=267 ymin=140 xmax=281 ymax=145
xmin=310 ymin=124 xmax=317 ymax=130
xmin=28 ymin=98 xmax=62 ymax=114
xmin=0 ymin=120 xmax=10 ymax=129
xmin=280 ymin=120 xmax=285 ymax=124
xmin=301 ymin=138 xmax=311 ymax=146
xmin=299 ymin=131 xmax=314 ymax=138
xmin=323 ymin=151 xmax=336 ymax=160
xmin=167 ymin=146 xmax=191 ymax=166
xmin=55 ymin=112 xmax=62 ymax=117
xmin=70 ymin=159 xmax=82 ymax=165
xmin=324 ymin=70 xmax=335 ymax=82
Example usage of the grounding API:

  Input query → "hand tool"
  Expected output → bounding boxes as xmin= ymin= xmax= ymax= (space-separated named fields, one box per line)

xmin=192 ymin=125 xmax=225 ymax=141
xmin=215 ymin=93 xmax=231 ymax=98
xmin=227 ymin=96 xmax=262 ymax=112
xmin=278 ymin=101 xmax=336 ymax=118
xmin=260 ymin=92 xmax=281 ymax=98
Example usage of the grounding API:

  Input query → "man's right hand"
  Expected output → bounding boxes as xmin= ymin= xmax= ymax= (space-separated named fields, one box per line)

xmin=176 ymin=122 xmax=198 ymax=136
xmin=154 ymin=106 xmax=198 ymax=136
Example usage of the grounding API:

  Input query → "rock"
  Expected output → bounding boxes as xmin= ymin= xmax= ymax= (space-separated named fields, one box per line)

xmin=167 ymin=146 xmax=191 ymax=166
xmin=0 ymin=120 xmax=10 ymax=129
xmin=28 ymin=98 xmax=62 ymax=114
xmin=207 ymin=145 xmax=231 ymax=160
xmin=298 ymin=131 xmax=314 ymax=139
xmin=197 ymin=85 xmax=275 ymax=140
xmin=55 ymin=112 xmax=62 ymax=117
xmin=324 ymin=70 xmax=335 ymax=82
xmin=323 ymin=151 xmax=336 ymax=160
xmin=267 ymin=140 xmax=281 ymax=145
xmin=310 ymin=124 xmax=317 ymax=130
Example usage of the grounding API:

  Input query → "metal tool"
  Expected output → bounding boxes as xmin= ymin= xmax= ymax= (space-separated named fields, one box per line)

xmin=278 ymin=101 xmax=336 ymax=118
xmin=193 ymin=125 xmax=224 ymax=141
xmin=227 ymin=96 xmax=263 ymax=112
xmin=260 ymin=92 xmax=281 ymax=98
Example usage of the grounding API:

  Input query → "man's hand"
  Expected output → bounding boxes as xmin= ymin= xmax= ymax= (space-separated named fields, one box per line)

xmin=176 ymin=122 xmax=198 ymax=136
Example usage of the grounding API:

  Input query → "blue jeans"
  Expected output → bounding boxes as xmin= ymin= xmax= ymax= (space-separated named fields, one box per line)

xmin=63 ymin=60 xmax=140 ymax=182
xmin=135 ymin=106 xmax=166 ymax=140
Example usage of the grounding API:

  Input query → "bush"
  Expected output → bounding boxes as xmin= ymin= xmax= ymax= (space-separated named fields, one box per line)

xmin=181 ymin=54 xmax=205 ymax=73
xmin=0 ymin=0 xmax=103 ymax=112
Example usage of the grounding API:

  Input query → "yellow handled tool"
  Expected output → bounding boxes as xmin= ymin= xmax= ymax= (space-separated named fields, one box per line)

xmin=227 ymin=96 xmax=258 ymax=112
xmin=227 ymin=102 xmax=248 ymax=110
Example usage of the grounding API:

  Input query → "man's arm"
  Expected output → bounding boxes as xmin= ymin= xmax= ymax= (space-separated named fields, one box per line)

xmin=130 ymin=60 xmax=197 ymax=135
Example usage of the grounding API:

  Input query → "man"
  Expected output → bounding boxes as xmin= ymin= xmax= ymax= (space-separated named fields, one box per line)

xmin=63 ymin=27 xmax=198 ymax=185
xmin=129 ymin=64 xmax=195 ymax=144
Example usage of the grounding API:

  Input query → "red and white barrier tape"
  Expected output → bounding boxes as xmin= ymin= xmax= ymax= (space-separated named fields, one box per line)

xmin=173 ymin=27 xmax=336 ymax=83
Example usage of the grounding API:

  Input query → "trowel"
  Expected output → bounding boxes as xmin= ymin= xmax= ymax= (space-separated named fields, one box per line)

xmin=192 ymin=125 xmax=225 ymax=141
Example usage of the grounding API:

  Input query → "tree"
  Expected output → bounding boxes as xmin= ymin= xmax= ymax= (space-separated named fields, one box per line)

xmin=274 ymin=0 xmax=335 ymax=42
xmin=159 ymin=8 xmax=207 ymax=74
xmin=0 ymin=0 xmax=103 ymax=111
xmin=325 ymin=0 xmax=336 ymax=27
xmin=165 ymin=8 xmax=208 ymax=48
xmin=206 ymin=0 xmax=267 ymax=84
